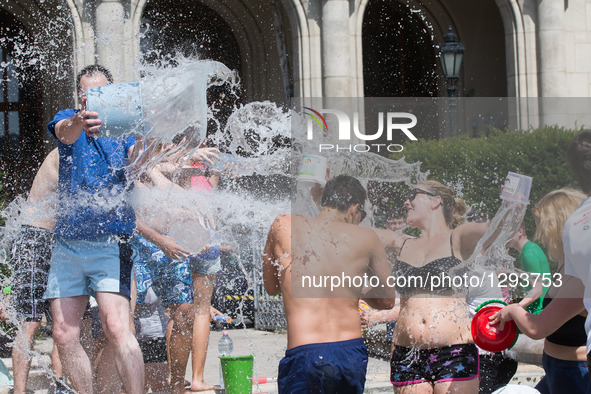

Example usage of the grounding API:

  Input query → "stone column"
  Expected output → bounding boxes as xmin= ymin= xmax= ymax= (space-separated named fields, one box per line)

xmin=95 ymin=0 xmax=128 ymax=82
xmin=321 ymin=0 xmax=353 ymax=97
xmin=537 ymin=0 xmax=568 ymax=126
xmin=537 ymin=0 xmax=566 ymax=97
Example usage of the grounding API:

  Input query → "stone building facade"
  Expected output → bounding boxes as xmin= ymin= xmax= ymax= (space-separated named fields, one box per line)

xmin=1 ymin=0 xmax=591 ymax=193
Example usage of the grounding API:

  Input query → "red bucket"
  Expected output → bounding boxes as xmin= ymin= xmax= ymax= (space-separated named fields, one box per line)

xmin=471 ymin=300 xmax=519 ymax=353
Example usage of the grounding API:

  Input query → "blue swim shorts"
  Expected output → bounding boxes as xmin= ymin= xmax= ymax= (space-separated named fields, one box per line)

xmin=278 ymin=338 xmax=368 ymax=394
xmin=133 ymin=236 xmax=193 ymax=305
xmin=44 ymin=235 xmax=134 ymax=299
xmin=189 ymin=246 xmax=221 ymax=275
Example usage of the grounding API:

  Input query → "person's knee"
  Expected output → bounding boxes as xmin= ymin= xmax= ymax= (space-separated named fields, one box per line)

xmin=18 ymin=321 xmax=41 ymax=342
xmin=101 ymin=311 xmax=133 ymax=344
xmin=193 ymin=302 xmax=211 ymax=317
xmin=52 ymin=321 xmax=81 ymax=347
xmin=172 ymin=304 xmax=195 ymax=330
xmin=12 ymin=324 xmax=38 ymax=354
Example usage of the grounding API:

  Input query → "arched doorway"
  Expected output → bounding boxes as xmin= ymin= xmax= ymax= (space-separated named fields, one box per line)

xmin=140 ymin=0 xmax=241 ymax=72
xmin=140 ymin=0 xmax=242 ymax=141
xmin=361 ymin=1 xmax=438 ymax=144
xmin=0 ymin=9 xmax=44 ymax=198
xmin=362 ymin=1 xmax=437 ymax=98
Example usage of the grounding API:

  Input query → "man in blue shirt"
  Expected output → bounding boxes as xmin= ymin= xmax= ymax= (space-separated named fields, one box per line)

xmin=44 ymin=65 xmax=144 ymax=394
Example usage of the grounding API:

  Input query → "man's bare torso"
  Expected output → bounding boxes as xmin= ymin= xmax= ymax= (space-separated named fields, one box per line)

xmin=263 ymin=214 xmax=393 ymax=349
xmin=22 ymin=148 xmax=59 ymax=230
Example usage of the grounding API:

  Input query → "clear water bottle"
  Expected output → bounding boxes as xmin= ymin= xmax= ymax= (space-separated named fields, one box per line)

xmin=218 ymin=331 xmax=233 ymax=389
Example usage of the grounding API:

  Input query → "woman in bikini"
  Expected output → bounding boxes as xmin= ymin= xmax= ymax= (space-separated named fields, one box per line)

xmin=378 ymin=180 xmax=489 ymax=393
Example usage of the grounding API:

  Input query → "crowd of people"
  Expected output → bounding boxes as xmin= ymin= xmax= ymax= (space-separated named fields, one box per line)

xmin=6 ymin=65 xmax=231 ymax=394
xmin=3 ymin=62 xmax=591 ymax=394
xmin=263 ymin=129 xmax=591 ymax=394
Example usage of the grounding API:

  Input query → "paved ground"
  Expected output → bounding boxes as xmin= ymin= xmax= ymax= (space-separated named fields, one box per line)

xmin=0 ymin=326 xmax=544 ymax=393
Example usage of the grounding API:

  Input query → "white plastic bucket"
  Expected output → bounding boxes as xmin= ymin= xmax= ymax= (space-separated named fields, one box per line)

xmin=86 ymin=81 xmax=146 ymax=137
xmin=501 ymin=172 xmax=533 ymax=204
xmin=298 ymin=154 xmax=328 ymax=185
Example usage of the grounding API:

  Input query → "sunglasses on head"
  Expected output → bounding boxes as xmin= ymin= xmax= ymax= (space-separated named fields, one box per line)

xmin=358 ymin=205 xmax=367 ymax=222
xmin=408 ymin=188 xmax=438 ymax=201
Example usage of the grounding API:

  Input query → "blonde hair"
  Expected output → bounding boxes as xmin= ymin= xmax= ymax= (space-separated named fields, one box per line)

xmin=532 ymin=188 xmax=585 ymax=263
xmin=420 ymin=180 xmax=467 ymax=228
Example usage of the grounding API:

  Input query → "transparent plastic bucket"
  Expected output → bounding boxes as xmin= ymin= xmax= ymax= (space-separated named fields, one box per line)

xmin=168 ymin=220 xmax=211 ymax=256
xmin=86 ymin=82 xmax=147 ymax=137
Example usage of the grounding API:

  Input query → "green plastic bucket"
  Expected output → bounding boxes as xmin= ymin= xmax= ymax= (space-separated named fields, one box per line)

xmin=220 ymin=355 xmax=254 ymax=393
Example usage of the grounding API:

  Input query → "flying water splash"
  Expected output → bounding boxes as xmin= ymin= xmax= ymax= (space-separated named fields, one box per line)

xmin=0 ymin=2 xmax=74 ymax=87
xmin=457 ymin=202 xmax=526 ymax=276
xmin=140 ymin=60 xmax=239 ymax=143
xmin=0 ymin=5 xmax=448 ymax=389
xmin=209 ymin=100 xmax=427 ymax=183
xmin=0 ymin=51 xmax=456 ymax=390
xmin=124 ymin=59 xmax=240 ymax=180
xmin=452 ymin=178 xmax=531 ymax=300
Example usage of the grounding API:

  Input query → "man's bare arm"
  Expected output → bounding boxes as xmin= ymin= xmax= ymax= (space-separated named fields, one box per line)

xmin=360 ymin=299 xmax=400 ymax=329
xmin=55 ymin=110 xmax=102 ymax=144
xmin=363 ymin=230 xmax=395 ymax=309
xmin=262 ymin=215 xmax=290 ymax=295
xmin=373 ymin=227 xmax=410 ymax=261
xmin=373 ymin=227 xmax=406 ymax=247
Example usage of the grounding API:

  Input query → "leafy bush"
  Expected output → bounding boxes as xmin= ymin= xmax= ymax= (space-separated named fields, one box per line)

xmin=390 ymin=126 xmax=580 ymax=237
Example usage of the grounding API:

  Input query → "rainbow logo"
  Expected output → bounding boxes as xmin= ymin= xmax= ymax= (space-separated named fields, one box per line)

xmin=304 ymin=107 xmax=328 ymax=133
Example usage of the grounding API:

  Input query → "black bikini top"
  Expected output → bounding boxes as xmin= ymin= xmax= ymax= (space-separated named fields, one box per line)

xmin=543 ymin=297 xmax=587 ymax=347
xmin=392 ymin=234 xmax=464 ymax=295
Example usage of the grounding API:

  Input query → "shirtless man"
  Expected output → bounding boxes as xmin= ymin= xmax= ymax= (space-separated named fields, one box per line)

xmin=9 ymin=149 xmax=66 ymax=393
xmin=263 ymin=174 xmax=394 ymax=393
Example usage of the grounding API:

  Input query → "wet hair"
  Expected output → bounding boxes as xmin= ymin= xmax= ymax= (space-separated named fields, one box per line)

xmin=419 ymin=180 xmax=467 ymax=228
xmin=76 ymin=64 xmax=113 ymax=92
xmin=320 ymin=175 xmax=367 ymax=212
xmin=532 ymin=188 xmax=585 ymax=263
xmin=566 ymin=130 xmax=591 ymax=195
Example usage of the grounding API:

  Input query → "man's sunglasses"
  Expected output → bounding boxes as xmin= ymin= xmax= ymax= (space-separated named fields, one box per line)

xmin=358 ymin=206 xmax=367 ymax=222
xmin=408 ymin=188 xmax=438 ymax=202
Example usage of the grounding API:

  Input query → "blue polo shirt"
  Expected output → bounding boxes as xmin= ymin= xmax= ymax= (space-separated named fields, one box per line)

xmin=48 ymin=109 xmax=136 ymax=240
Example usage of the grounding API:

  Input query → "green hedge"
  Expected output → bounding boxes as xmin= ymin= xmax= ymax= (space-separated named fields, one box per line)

xmin=390 ymin=126 xmax=580 ymax=237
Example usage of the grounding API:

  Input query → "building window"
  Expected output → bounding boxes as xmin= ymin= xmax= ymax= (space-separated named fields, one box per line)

xmin=0 ymin=11 xmax=44 ymax=198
